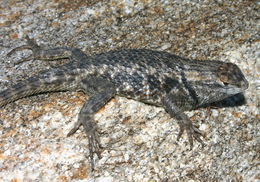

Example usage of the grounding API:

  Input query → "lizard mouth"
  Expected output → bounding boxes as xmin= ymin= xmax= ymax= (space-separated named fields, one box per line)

xmin=221 ymin=84 xmax=248 ymax=95
xmin=220 ymin=74 xmax=249 ymax=94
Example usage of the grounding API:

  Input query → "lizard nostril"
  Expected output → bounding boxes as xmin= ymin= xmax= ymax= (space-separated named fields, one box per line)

xmin=242 ymin=79 xmax=249 ymax=89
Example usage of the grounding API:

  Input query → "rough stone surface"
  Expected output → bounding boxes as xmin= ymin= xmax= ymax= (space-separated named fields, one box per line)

xmin=0 ymin=0 xmax=259 ymax=181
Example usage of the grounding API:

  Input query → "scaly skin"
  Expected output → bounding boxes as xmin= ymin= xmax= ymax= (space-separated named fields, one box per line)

xmin=0 ymin=36 xmax=249 ymax=170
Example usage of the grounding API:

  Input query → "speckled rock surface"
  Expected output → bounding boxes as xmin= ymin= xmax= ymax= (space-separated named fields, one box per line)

xmin=0 ymin=0 xmax=259 ymax=181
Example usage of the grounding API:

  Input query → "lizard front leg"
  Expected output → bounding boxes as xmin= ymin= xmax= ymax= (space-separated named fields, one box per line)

xmin=163 ymin=94 xmax=204 ymax=149
xmin=7 ymin=35 xmax=87 ymax=64
xmin=67 ymin=77 xmax=116 ymax=170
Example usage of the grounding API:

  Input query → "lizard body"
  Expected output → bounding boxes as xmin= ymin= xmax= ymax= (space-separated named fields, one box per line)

xmin=0 ymin=36 xmax=248 ymax=170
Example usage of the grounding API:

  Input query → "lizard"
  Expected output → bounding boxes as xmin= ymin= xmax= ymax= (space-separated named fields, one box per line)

xmin=0 ymin=36 xmax=249 ymax=170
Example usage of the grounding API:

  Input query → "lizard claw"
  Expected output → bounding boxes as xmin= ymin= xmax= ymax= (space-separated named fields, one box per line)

xmin=67 ymin=120 xmax=82 ymax=136
xmin=177 ymin=123 xmax=205 ymax=149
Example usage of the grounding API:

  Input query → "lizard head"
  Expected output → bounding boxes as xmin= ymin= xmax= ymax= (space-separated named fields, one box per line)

xmin=216 ymin=62 xmax=249 ymax=94
xmin=180 ymin=60 xmax=249 ymax=106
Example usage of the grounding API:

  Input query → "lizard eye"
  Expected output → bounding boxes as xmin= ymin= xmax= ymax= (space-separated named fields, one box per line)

xmin=217 ymin=63 xmax=236 ymax=83
xmin=219 ymin=72 xmax=230 ymax=86
xmin=217 ymin=69 xmax=230 ymax=86
xmin=223 ymin=82 xmax=229 ymax=86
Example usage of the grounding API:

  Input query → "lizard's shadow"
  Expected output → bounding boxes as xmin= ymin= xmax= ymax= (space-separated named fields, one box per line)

xmin=200 ymin=93 xmax=247 ymax=109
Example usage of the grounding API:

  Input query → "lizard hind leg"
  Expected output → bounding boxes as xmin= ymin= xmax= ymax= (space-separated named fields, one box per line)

xmin=7 ymin=35 xmax=39 ymax=64
xmin=7 ymin=35 xmax=74 ymax=64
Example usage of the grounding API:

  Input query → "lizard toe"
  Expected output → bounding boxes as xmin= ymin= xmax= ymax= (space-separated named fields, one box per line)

xmin=67 ymin=120 xmax=82 ymax=136
xmin=88 ymin=130 xmax=102 ymax=171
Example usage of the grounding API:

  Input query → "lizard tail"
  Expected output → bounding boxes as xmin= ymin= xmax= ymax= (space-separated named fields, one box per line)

xmin=0 ymin=70 xmax=76 ymax=107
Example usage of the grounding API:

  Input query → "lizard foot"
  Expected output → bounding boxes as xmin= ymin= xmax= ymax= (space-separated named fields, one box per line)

xmin=87 ymin=129 xmax=102 ymax=171
xmin=67 ymin=120 xmax=102 ymax=171
xmin=177 ymin=122 xmax=205 ymax=149
xmin=7 ymin=35 xmax=41 ymax=64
